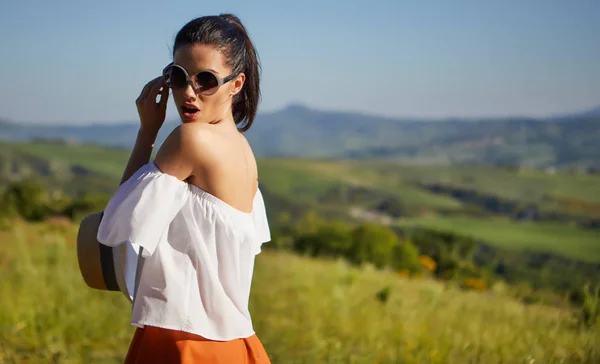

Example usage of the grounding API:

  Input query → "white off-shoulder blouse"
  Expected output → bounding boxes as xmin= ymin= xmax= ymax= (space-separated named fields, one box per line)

xmin=96 ymin=161 xmax=270 ymax=341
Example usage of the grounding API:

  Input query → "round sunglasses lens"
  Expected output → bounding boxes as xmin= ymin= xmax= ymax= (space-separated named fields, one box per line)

xmin=166 ymin=67 xmax=187 ymax=89
xmin=195 ymin=72 xmax=219 ymax=94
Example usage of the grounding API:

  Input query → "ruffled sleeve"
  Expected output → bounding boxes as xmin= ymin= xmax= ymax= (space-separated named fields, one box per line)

xmin=97 ymin=162 xmax=190 ymax=258
xmin=252 ymin=187 xmax=271 ymax=254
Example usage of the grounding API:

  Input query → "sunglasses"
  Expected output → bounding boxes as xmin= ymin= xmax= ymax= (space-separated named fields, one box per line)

xmin=162 ymin=63 xmax=239 ymax=96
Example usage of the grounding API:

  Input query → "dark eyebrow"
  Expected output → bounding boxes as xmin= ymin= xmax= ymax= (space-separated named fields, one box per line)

xmin=177 ymin=64 xmax=220 ymax=75
xmin=192 ymin=68 xmax=219 ymax=74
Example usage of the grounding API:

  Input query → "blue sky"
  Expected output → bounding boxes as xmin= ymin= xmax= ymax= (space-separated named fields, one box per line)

xmin=0 ymin=0 xmax=598 ymax=124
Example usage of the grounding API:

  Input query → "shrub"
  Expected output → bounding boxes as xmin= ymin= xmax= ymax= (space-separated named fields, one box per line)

xmin=2 ymin=179 xmax=50 ymax=221
xmin=62 ymin=193 xmax=111 ymax=220
xmin=293 ymin=220 xmax=353 ymax=258
xmin=349 ymin=223 xmax=399 ymax=268
xmin=391 ymin=239 xmax=422 ymax=274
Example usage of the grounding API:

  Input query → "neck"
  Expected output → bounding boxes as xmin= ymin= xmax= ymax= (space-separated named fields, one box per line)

xmin=210 ymin=109 xmax=237 ymax=128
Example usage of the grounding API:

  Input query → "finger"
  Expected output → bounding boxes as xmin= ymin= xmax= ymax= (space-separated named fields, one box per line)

xmin=136 ymin=81 xmax=154 ymax=105
xmin=138 ymin=79 xmax=155 ymax=101
xmin=144 ymin=77 xmax=164 ymax=104
xmin=158 ymin=81 xmax=169 ymax=107
xmin=139 ymin=77 xmax=162 ymax=101
xmin=140 ymin=77 xmax=161 ymax=101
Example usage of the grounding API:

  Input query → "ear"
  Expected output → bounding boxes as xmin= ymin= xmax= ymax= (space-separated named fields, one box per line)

xmin=230 ymin=73 xmax=246 ymax=96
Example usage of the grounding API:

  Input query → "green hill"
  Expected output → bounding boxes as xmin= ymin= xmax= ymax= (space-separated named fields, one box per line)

xmin=2 ymin=141 xmax=599 ymax=263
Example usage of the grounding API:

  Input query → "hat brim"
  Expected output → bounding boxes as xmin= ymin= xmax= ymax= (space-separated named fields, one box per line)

xmin=76 ymin=211 xmax=141 ymax=303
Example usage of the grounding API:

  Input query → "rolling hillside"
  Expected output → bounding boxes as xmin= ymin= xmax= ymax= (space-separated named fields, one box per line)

xmin=2 ymin=141 xmax=599 ymax=263
xmin=2 ymin=140 xmax=599 ymax=309
xmin=2 ymin=104 xmax=600 ymax=169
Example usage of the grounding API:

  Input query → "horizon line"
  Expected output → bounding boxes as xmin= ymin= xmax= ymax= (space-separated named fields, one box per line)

xmin=2 ymin=101 xmax=599 ymax=126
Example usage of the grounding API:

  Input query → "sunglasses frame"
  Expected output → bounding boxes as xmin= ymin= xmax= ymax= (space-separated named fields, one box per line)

xmin=162 ymin=63 xmax=239 ymax=96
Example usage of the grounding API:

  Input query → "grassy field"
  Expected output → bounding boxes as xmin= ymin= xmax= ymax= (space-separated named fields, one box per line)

xmin=0 ymin=219 xmax=598 ymax=363
xmin=398 ymin=216 xmax=600 ymax=263
xmin=362 ymin=161 xmax=600 ymax=206
xmin=1 ymin=141 xmax=130 ymax=180
xmin=258 ymin=159 xmax=465 ymax=210
xmin=257 ymin=158 xmax=600 ymax=210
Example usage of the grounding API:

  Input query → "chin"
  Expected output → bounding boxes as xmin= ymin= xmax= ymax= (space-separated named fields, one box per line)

xmin=179 ymin=113 xmax=202 ymax=124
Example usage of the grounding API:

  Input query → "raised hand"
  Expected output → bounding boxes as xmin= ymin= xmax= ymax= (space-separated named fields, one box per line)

xmin=136 ymin=76 xmax=169 ymax=136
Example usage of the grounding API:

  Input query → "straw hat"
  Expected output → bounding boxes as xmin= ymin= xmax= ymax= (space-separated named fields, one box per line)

xmin=76 ymin=211 xmax=143 ymax=303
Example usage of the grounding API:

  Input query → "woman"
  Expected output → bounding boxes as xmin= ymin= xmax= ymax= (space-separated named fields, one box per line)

xmin=96 ymin=14 xmax=271 ymax=363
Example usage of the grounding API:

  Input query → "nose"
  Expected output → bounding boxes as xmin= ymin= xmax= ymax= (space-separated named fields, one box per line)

xmin=183 ymin=83 xmax=196 ymax=100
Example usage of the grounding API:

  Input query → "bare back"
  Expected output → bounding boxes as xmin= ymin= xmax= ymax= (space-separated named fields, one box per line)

xmin=186 ymin=126 xmax=258 ymax=214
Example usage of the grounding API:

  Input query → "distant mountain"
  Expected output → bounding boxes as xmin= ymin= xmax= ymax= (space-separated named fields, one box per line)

xmin=0 ymin=121 xmax=142 ymax=147
xmin=246 ymin=105 xmax=600 ymax=169
xmin=548 ymin=105 xmax=600 ymax=121
xmin=1 ymin=104 xmax=599 ymax=169
xmin=579 ymin=105 xmax=600 ymax=118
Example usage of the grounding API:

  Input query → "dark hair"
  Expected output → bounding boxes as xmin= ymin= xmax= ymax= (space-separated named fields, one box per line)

xmin=172 ymin=14 xmax=261 ymax=132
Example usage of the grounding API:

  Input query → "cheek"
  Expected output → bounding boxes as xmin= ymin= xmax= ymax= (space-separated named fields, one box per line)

xmin=172 ymin=90 xmax=186 ymax=105
xmin=203 ymin=88 xmax=231 ymax=108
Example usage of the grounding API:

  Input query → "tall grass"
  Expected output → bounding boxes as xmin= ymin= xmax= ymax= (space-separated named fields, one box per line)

xmin=0 ymin=220 xmax=598 ymax=363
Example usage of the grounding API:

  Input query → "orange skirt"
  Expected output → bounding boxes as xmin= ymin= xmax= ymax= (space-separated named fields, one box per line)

xmin=124 ymin=325 xmax=271 ymax=364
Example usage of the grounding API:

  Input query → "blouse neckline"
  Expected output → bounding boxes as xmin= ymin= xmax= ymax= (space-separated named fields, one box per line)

xmin=148 ymin=160 xmax=258 ymax=218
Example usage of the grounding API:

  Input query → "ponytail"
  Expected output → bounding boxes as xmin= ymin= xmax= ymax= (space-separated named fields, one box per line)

xmin=219 ymin=14 xmax=261 ymax=132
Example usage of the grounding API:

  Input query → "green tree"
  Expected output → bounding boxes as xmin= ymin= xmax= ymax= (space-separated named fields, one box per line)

xmin=294 ymin=220 xmax=352 ymax=258
xmin=350 ymin=223 xmax=399 ymax=269
xmin=63 ymin=193 xmax=110 ymax=220
xmin=2 ymin=179 xmax=50 ymax=221
xmin=295 ymin=209 xmax=322 ymax=235
xmin=392 ymin=239 xmax=422 ymax=273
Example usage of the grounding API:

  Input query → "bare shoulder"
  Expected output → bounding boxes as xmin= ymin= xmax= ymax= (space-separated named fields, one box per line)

xmin=154 ymin=123 xmax=218 ymax=181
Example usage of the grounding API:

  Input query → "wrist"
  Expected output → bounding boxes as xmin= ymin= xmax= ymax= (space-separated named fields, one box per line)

xmin=138 ymin=128 xmax=159 ymax=143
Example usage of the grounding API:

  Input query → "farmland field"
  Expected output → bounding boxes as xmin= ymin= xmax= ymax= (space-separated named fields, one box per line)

xmin=397 ymin=216 xmax=600 ymax=262
xmin=0 ymin=141 xmax=130 ymax=180
xmin=258 ymin=159 xmax=600 ymax=209
xmin=2 ymin=141 xmax=600 ymax=262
